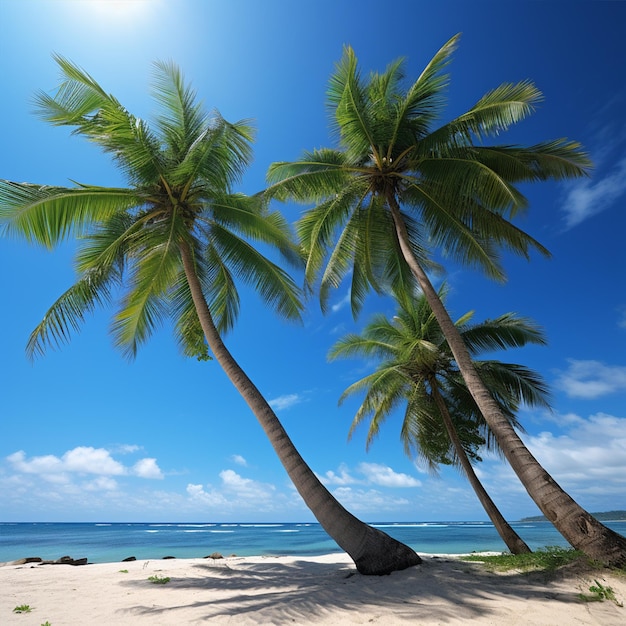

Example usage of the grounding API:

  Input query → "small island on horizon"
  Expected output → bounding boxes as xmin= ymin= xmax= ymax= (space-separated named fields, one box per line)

xmin=520 ymin=510 xmax=626 ymax=522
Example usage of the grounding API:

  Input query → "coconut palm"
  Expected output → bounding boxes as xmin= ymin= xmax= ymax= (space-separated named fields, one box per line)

xmin=0 ymin=58 xmax=420 ymax=575
xmin=266 ymin=35 xmax=626 ymax=565
xmin=330 ymin=287 xmax=555 ymax=554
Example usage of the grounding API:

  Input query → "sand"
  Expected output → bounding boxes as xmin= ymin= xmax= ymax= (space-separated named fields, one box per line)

xmin=1 ymin=552 xmax=624 ymax=625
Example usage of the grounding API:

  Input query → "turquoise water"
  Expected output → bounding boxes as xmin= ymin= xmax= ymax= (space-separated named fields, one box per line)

xmin=1 ymin=521 xmax=625 ymax=564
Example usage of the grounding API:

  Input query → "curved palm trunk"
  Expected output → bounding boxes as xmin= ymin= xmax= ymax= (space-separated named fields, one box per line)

xmin=389 ymin=199 xmax=626 ymax=567
xmin=180 ymin=243 xmax=420 ymax=575
xmin=429 ymin=380 xmax=531 ymax=554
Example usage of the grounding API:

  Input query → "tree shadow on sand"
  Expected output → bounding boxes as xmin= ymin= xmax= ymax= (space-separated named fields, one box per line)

xmin=115 ymin=556 xmax=621 ymax=624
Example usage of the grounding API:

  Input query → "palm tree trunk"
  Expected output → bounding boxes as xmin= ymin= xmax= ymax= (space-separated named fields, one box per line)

xmin=389 ymin=198 xmax=626 ymax=567
xmin=429 ymin=379 xmax=531 ymax=554
xmin=179 ymin=242 xmax=421 ymax=574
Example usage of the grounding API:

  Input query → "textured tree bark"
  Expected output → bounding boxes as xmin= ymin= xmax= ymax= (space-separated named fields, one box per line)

xmin=180 ymin=242 xmax=421 ymax=575
xmin=389 ymin=199 xmax=626 ymax=567
xmin=430 ymin=381 xmax=531 ymax=554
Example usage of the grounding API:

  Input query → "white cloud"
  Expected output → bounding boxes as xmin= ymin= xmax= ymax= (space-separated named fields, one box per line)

xmin=132 ymin=458 xmax=164 ymax=479
xmin=330 ymin=292 xmax=351 ymax=314
xmin=358 ymin=462 xmax=422 ymax=488
xmin=84 ymin=477 xmax=119 ymax=491
xmin=561 ymin=157 xmax=626 ymax=229
xmin=318 ymin=463 xmax=358 ymax=486
xmin=526 ymin=412 xmax=626 ymax=480
xmin=319 ymin=462 xmax=421 ymax=488
xmin=220 ymin=469 xmax=276 ymax=497
xmin=331 ymin=487 xmax=411 ymax=512
xmin=230 ymin=454 xmax=248 ymax=467
xmin=269 ymin=393 xmax=303 ymax=411
xmin=5 ymin=446 xmax=164 ymax=483
xmin=186 ymin=483 xmax=230 ymax=508
xmin=555 ymin=359 xmax=626 ymax=398
xmin=475 ymin=411 xmax=626 ymax=514
xmin=62 ymin=447 xmax=127 ymax=475
xmin=186 ymin=470 xmax=290 ymax=514
xmin=115 ymin=444 xmax=141 ymax=454
xmin=7 ymin=447 xmax=126 ymax=476
xmin=7 ymin=451 xmax=64 ymax=475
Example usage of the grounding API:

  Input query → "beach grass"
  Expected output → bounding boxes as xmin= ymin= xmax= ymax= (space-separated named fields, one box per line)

xmin=147 ymin=574 xmax=171 ymax=584
xmin=462 ymin=545 xmax=588 ymax=571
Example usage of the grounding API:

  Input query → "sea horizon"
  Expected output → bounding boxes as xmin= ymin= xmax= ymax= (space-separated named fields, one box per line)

xmin=3 ymin=520 xmax=626 ymax=565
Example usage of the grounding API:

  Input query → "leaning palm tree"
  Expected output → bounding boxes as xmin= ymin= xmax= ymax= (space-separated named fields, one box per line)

xmin=0 ymin=58 xmax=419 ymax=574
xmin=266 ymin=35 xmax=626 ymax=565
xmin=330 ymin=287 xmax=555 ymax=554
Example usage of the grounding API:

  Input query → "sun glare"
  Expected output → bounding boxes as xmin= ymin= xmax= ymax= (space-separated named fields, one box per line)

xmin=81 ymin=0 xmax=152 ymax=21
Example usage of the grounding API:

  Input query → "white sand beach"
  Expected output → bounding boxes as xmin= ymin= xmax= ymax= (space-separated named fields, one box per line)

xmin=1 ymin=553 xmax=625 ymax=625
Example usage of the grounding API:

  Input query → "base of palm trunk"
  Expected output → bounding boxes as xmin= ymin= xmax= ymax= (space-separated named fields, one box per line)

xmin=565 ymin=513 xmax=626 ymax=568
xmin=352 ymin=527 xmax=422 ymax=575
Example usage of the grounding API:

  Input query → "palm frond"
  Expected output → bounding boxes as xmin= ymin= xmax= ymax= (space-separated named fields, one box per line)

xmin=0 ymin=181 xmax=140 ymax=247
xmin=473 ymin=140 xmax=592 ymax=182
xmin=328 ymin=46 xmax=377 ymax=158
xmin=26 ymin=266 xmax=119 ymax=359
xmin=75 ymin=211 xmax=136 ymax=274
xmin=390 ymin=33 xmax=460 ymax=145
xmin=462 ymin=313 xmax=547 ymax=354
xmin=207 ymin=192 xmax=302 ymax=270
xmin=202 ymin=245 xmax=241 ymax=334
xmin=266 ymin=149 xmax=352 ymax=201
xmin=209 ymin=222 xmax=303 ymax=322
xmin=151 ymin=60 xmax=207 ymax=157
xmin=170 ymin=247 xmax=213 ymax=359
xmin=36 ymin=56 xmax=165 ymax=185
xmin=111 ymin=217 xmax=184 ymax=358
xmin=341 ymin=366 xmax=409 ymax=449
xmin=328 ymin=328 xmax=397 ymax=362
xmin=33 ymin=54 xmax=109 ymax=127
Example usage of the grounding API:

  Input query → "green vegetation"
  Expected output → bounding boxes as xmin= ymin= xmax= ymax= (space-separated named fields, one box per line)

xmin=118 ymin=569 xmax=129 ymax=573
xmin=41 ymin=622 xmax=52 ymax=626
xmin=463 ymin=546 xmax=585 ymax=571
xmin=521 ymin=511 xmax=626 ymax=522
xmin=148 ymin=575 xmax=171 ymax=584
xmin=579 ymin=580 xmax=623 ymax=606
xmin=13 ymin=604 xmax=32 ymax=613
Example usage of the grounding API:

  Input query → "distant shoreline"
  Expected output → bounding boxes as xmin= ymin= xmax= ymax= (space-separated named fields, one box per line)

xmin=520 ymin=510 xmax=626 ymax=523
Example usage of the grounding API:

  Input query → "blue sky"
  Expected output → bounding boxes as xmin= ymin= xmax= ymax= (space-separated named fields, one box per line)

xmin=1 ymin=0 xmax=625 ymax=524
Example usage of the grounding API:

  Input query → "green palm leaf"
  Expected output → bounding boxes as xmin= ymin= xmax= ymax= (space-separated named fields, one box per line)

xmin=1 ymin=57 xmax=303 ymax=360
xmin=0 ymin=182 xmax=140 ymax=247
xmin=330 ymin=289 xmax=551 ymax=466
xmin=268 ymin=35 xmax=590 ymax=306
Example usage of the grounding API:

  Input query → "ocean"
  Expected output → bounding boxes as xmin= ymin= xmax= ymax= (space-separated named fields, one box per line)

xmin=1 ymin=521 xmax=625 ymax=564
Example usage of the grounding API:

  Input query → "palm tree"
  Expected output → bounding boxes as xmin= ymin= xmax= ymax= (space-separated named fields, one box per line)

xmin=266 ymin=35 xmax=626 ymax=566
xmin=0 ymin=58 xmax=420 ymax=575
xmin=330 ymin=287 xmax=556 ymax=554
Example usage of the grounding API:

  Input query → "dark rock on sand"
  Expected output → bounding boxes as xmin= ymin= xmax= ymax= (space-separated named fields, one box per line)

xmin=9 ymin=557 xmax=43 ymax=565
xmin=122 ymin=556 xmax=137 ymax=562
xmin=52 ymin=556 xmax=88 ymax=566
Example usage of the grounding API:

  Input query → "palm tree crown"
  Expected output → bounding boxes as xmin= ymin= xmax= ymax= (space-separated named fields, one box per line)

xmin=330 ymin=287 xmax=551 ymax=553
xmin=267 ymin=34 xmax=590 ymax=314
xmin=330 ymin=287 xmax=550 ymax=469
xmin=1 ymin=56 xmax=302 ymax=360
